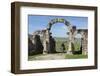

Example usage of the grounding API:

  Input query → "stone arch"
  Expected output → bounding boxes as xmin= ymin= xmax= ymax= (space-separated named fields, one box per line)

xmin=42 ymin=18 xmax=77 ymax=54
xmin=47 ymin=18 xmax=71 ymax=31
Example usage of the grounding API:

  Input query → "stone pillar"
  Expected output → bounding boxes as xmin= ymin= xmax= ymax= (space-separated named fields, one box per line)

xmin=43 ymin=29 xmax=50 ymax=54
xmin=77 ymin=29 xmax=88 ymax=55
xmin=81 ymin=32 xmax=88 ymax=55
xmin=46 ymin=29 xmax=50 ymax=53
xmin=67 ymin=31 xmax=73 ymax=54
xmin=67 ymin=26 xmax=76 ymax=54
xmin=43 ymin=40 xmax=47 ymax=54
xmin=67 ymin=32 xmax=75 ymax=54
xmin=42 ymin=30 xmax=47 ymax=54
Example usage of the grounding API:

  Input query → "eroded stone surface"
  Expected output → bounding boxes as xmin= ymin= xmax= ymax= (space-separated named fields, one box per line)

xmin=28 ymin=18 xmax=88 ymax=55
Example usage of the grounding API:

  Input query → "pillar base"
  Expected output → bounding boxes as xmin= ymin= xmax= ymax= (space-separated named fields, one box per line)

xmin=43 ymin=50 xmax=47 ymax=54
xmin=67 ymin=51 xmax=73 ymax=55
xmin=82 ymin=51 xmax=88 ymax=55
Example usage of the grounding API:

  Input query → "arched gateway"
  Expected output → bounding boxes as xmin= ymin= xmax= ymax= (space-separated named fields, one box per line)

xmin=47 ymin=18 xmax=71 ymax=30
xmin=42 ymin=18 xmax=77 ymax=54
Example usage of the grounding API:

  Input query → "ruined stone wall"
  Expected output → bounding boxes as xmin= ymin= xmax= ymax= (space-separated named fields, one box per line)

xmin=77 ymin=29 xmax=88 ymax=55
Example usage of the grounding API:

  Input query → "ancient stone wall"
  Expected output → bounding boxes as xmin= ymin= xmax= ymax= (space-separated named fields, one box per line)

xmin=28 ymin=18 xmax=88 ymax=55
xmin=77 ymin=29 xmax=88 ymax=55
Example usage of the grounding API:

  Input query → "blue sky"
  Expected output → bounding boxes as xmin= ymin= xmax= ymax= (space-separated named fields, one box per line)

xmin=28 ymin=15 xmax=88 ymax=37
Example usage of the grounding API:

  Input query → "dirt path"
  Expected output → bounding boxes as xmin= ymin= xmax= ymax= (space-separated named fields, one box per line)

xmin=28 ymin=53 xmax=66 ymax=60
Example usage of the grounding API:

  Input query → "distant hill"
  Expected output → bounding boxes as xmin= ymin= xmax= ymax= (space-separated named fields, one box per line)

xmin=28 ymin=34 xmax=81 ymax=43
xmin=54 ymin=37 xmax=68 ymax=42
xmin=54 ymin=37 xmax=81 ymax=43
xmin=54 ymin=37 xmax=81 ymax=52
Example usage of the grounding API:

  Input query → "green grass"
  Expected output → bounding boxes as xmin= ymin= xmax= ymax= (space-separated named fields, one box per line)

xmin=28 ymin=53 xmax=88 ymax=61
xmin=55 ymin=37 xmax=81 ymax=52
xmin=65 ymin=54 xmax=88 ymax=59
xmin=28 ymin=37 xmax=87 ymax=60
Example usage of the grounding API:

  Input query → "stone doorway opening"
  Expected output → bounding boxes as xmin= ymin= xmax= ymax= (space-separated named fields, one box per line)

xmin=50 ymin=23 xmax=69 ymax=53
xmin=44 ymin=18 xmax=72 ymax=54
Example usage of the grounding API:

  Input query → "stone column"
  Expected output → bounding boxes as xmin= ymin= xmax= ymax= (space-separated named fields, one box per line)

xmin=81 ymin=32 xmax=88 ymax=55
xmin=67 ymin=31 xmax=73 ymax=54
xmin=43 ymin=29 xmax=50 ymax=54
xmin=42 ymin=30 xmax=47 ymax=54
xmin=46 ymin=29 xmax=50 ymax=52
xmin=43 ymin=40 xmax=47 ymax=54
xmin=67 ymin=26 xmax=76 ymax=54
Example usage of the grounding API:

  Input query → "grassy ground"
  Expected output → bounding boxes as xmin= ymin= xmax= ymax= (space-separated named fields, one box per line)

xmin=65 ymin=54 xmax=88 ymax=59
xmin=28 ymin=37 xmax=87 ymax=61
xmin=55 ymin=37 xmax=81 ymax=52
xmin=28 ymin=53 xmax=88 ymax=61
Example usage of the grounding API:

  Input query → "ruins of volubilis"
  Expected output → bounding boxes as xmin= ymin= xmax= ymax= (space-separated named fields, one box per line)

xmin=28 ymin=18 xmax=88 ymax=56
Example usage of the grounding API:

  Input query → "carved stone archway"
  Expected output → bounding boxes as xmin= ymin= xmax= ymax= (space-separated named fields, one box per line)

xmin=47 ymin=18 xmax=71 ymax=30
xmin=43 ymin=18 xmax=76 ymax=54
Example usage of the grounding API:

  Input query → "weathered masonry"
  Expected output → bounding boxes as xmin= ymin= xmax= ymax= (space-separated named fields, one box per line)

xmin=29 ymin=18 xmax=88 ymax=55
